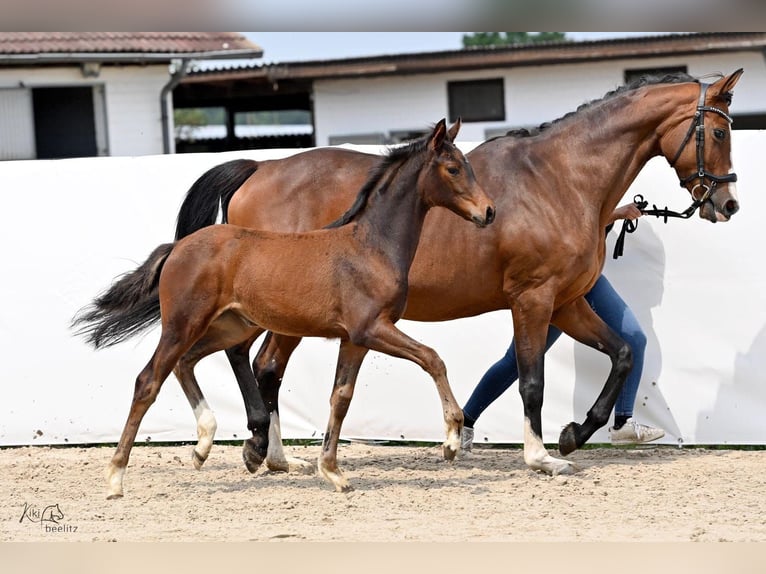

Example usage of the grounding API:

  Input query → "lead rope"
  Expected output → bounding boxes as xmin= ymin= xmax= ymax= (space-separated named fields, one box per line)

xmin=612 ymin=193 xmax=706 ymax=259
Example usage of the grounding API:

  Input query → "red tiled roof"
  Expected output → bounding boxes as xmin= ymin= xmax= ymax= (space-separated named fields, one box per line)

xmin=0 ymin=32 xmax=260 ymax=57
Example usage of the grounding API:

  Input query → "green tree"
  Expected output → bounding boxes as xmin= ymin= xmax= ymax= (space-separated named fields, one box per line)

xmin=462 ymin=32 xmax=568 ymax=48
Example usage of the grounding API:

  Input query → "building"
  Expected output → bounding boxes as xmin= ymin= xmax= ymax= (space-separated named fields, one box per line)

xmin=0 ymin=32 xmax=262 ymax=160
xmin=176 ymin=32 xmax=766 ymax=150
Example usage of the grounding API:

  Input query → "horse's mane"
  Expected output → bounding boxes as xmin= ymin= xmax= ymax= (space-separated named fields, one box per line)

xmin=500 ymin=72 xmax=705 ymax=139
xmin=325 ymin=134 xmax=431 ymax=228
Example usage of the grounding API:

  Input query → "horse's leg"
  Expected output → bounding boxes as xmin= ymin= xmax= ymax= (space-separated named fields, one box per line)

xmin=222 ymin=334 xmax=272 ymax=473
xmin=552 ymin=297 xmax=632 ymax=455
xmin=106 ymin=333 xmax=191 ymax=499
xmin=174 ymin=355 xmax=217 ymax=470
xmin=317 ymin=340 xmax=368 ymax=492
xmin=252 ymin=333 xmax=314 ymax=473
xmin=175 ymin=328 xmax=270 ymax=472
xmin=354 ymin=320 xmax=462 ymax=460
xmin=511 ymin=295 xmax=578 ymax=476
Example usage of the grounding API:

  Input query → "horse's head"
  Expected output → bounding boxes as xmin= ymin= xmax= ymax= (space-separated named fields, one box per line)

xmin=662 ymin=69 xmax=743 ymax=223
xmin=422 ymin=119 xmax=495 ymax=228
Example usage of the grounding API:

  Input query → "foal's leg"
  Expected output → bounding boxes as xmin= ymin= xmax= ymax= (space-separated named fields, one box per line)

xmin=175 ymin=327 xmax=270 ymax=472
xmin=174 ymin=356 xmax=218 ymax=470
xmin=251 ymin=333 xmax=313 ymax=473
xmin=317 ymin=340 xmax=368 ymax=492
xmin=511 ymin=296 xmax=577 ymax=476
xmin=106 ymin=333 xmax=191 ymax=499
xmin=356 ymin=320 xmax=463 ymax=460
xmin=552 ymin=297 xmax=632 ymax=455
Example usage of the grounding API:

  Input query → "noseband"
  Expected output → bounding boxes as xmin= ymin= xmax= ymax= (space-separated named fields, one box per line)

xmin=613 ymin=82 xmax=737 ymax=259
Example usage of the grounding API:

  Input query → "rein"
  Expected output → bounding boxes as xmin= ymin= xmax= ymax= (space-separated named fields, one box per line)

xmin=612 ymin=81 xmax=736 ymax=259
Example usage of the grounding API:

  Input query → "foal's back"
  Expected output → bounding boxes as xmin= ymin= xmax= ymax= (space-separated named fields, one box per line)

xmin=160 ymin=223 xmax=394 ymax=340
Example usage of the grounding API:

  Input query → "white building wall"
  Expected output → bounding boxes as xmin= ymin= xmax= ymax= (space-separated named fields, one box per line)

xmin=0 ymin=64 xmax=170 ymax=157
xmin=314 ymin=52 xmax=766 ymax=145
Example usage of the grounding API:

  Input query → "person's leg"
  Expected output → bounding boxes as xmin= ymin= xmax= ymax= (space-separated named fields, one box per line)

xmin=585 ymin=275 xmax=663 ymax=443
xmin=584 ymin=275 xmax=645 ymax=423
xmin=462 ymin=326 xmax=562 ymax=450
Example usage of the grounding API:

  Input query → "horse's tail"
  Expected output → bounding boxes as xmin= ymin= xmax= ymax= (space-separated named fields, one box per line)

xmin=71 ymin=242 xmax=175 ymax=349
xmin=174 ymin=159 xmax=259 ymax=240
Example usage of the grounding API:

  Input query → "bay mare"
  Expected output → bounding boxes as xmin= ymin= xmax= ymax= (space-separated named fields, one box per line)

xmin=176 ymin=70 xmax=742 ymax=477
xmin=74 ymin=120 xmax=495 ymax=497
xmin=86 ymin=70 xmax=742 ymax=486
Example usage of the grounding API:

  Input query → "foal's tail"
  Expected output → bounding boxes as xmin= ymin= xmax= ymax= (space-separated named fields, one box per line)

xmin=71 ymin=242 xmax=175 ymax=349
xmin=174 ymin=159 xmax=259 ymax=240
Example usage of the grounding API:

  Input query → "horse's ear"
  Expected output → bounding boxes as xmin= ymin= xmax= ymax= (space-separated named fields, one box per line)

xmin=711 ymin=68 xmax=744 ymax=102
xmin=430 ymin=119 xmax=447 ymax=151
xmin=447 ymin=117 xmax=461 ymax=142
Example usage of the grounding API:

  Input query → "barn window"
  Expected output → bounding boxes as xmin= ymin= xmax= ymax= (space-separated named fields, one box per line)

xmin=447 ymin=78 xmax=505 ymax=123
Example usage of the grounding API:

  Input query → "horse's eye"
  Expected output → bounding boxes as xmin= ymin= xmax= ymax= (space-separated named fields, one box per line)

xmin=713 ymin=128 xmax=727 ymax=141
xmin=447 ymin=166 xmax=460 ymax=176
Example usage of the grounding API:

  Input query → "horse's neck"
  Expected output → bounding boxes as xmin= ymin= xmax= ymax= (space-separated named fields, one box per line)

xmin=554 ymin=93 xmax=679 ymax=226
xmin=355 ymin=159 xmax=429 ymax=274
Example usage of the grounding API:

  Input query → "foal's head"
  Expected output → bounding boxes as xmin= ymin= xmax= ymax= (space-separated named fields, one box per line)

xmin=328 ymin=119 xmax=495 ymax=229
xmin=657 ymin=69 xmax=743 ymax=222
xmin=419 ymin=119 xmax=495 ymax=227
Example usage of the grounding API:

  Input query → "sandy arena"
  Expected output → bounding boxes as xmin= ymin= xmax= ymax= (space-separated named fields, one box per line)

xmin=3 ymin=441 xmax=766 ymax=543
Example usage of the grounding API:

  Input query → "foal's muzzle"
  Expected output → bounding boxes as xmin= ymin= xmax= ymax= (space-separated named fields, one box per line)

xmin=473 ymin=205 xmax=496 ymax=227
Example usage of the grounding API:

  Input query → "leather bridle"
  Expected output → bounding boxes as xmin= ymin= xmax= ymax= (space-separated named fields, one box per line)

xmin=612 ymin=81 xmax=737 ymax=259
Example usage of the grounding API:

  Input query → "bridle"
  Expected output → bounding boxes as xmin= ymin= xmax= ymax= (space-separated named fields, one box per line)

xmin=613 ymin=81 xmax=737 ymax=259
xmin=667 ymin=81 xmax=737 ymax=208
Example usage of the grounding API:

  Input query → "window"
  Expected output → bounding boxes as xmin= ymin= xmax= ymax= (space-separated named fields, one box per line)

xmin=447 ymin=78 xmax=505 ymax=123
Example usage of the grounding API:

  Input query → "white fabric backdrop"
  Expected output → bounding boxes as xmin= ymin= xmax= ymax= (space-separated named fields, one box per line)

xmin=1 ymin=132 xmax=764 ymax=447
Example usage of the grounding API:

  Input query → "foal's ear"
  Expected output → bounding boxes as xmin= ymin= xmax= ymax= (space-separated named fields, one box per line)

xmin=711 ymin=68 xmax=744 ymax=102
xmin=447 ymin=117 xmax=461 ymax=142
xmin=430 ymin=119 xmax=448 ymax=151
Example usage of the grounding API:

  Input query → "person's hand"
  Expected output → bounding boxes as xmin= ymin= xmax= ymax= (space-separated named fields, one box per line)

xmin=610 ymin=203 xmax=643 ymax=223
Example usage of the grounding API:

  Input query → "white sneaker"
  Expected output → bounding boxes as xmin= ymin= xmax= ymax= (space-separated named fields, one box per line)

xmin=609 ymin=418 xmax=665 ymax=445
xmin=460 ymin=426 xmax=474 ymax=455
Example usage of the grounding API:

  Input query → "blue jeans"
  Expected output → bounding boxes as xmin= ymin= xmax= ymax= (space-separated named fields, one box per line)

xmin=463 ymin=275 xmax=646 ymax=425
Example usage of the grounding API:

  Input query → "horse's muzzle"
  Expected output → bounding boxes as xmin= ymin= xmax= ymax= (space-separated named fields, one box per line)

xmin=701 ymin=195 xmax=739 ymax=223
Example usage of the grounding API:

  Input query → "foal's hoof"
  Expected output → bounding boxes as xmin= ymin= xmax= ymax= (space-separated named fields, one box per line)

xmin=191 ymin=449 xmax=207 ymax=470
xmin=106 ymin=493 xmax=123 ymax=501
xmin=442 ymin=443 xmax=458 ymax=461
xmin=558 ymin=422 xmax=581 ymax=456
xmin=242 ymin=438 xmax=267 ymax=473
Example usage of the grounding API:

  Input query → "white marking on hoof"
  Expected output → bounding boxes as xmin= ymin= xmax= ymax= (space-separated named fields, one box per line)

xmin=523 ymin=418 xmax=578 ymax=476
xmin=442 ymin=424 xmax=461 ymax=461
xmin=105 ymin=464 xmax=125 ymax=499
xmin=317 ymin=455 xmax=352 ymax=492
xmin=193 ymin=401 xmax=217 ymax=469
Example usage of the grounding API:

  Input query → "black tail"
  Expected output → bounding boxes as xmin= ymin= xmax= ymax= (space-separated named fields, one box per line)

xmin=71 ymin=243 xmax=175 ymax=349
xmin=174 ymin=159 xmax=259 ymax=240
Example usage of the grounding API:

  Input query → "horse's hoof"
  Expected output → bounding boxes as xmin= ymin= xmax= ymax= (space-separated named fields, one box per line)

xmin=242 ymin=438 xmax=267 ymax=473
xmin=336 ymin=483 xmax=354 ymax=493
xmin=106 ymin=493 xmax=123 ymax=500
xmin=558 ymin=422 xmax=580 ymax=456
xmin=266 ymin=459 xmax=290 ymax=473
xmin=551 ymin=461 xmax=578 ymax=476
xmin=191 ymin=449 xmax=206 ymax=470
xmin=288 ymin=457 xmax=316 ymax=475
xmin=442 ymin=444 xmax=458 ymax=461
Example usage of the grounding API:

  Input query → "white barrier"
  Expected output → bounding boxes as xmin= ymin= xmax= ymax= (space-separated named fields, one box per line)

xmin=1 ymin=133 xmax=764 ymax=447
